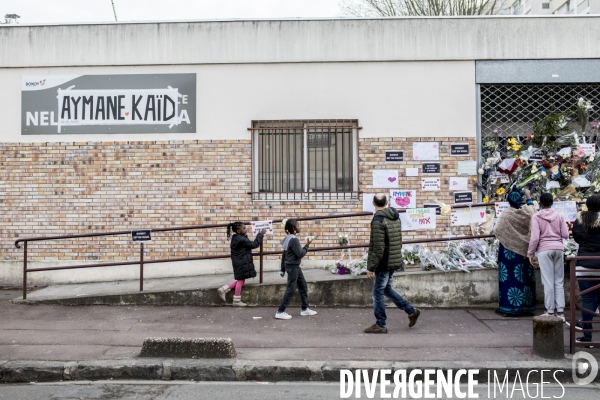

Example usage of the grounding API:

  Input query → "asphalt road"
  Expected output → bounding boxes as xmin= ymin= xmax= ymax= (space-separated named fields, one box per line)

xmin=1 ymin=382 xmax=600 ymax=400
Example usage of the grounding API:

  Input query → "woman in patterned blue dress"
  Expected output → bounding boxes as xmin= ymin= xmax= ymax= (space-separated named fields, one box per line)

xmin=493 ymin=189 xmax=537 ymax=316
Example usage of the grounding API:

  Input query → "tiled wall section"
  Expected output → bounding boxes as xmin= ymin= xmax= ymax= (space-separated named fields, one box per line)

xmin=0 ymin=137 xmax=477 ymax=262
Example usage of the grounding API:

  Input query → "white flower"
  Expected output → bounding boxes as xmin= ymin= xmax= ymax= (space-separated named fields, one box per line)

xmin=589 ymin=156 xmax=595 ymax=162
xmin=478 ymin=168 xmax=484 ymax=175
xmin=541 ymin=171 xmax=547 ymax=177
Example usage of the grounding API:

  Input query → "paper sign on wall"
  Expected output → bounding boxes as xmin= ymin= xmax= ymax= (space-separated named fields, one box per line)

xmin=421 ymin=177 xmax=441 ymax=191
xmin=401 ymin=208 xmax=436 ymax=231
xmin=552 ymin=201 xmax=578 ymax=222
xmin=373 ymin=170 xmax=398 ymax=188
xmin=457 ymin=160 xmax=477 ymax=176
xmin=413 ymin=142 xmax=439 ymax=161
xmin=362 ymin=193 xmax=376 ymax=213
xmin=406 ymin=168 xmax=419 ymax=177
xmin=251 ymin=220 xmax=273 ymax=235
xmin=489 ymin=172 xmax=510 ymax=184
xmin=390 ymin=190 xmax=417 ymax=209
xmin=494 ymin=202 xmax=510 ymax=217
xmin=449 ymin=177 xmax=469 ymax=191
xmin=451 ymin=207 xmax=487 ymax=226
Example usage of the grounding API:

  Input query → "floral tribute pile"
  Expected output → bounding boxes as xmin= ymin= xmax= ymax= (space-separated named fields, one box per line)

xmin=476 ymin=98 xmax=599 ymax=203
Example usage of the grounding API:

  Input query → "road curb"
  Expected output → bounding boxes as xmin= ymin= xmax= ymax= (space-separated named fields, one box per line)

xmin=1 ymin=359 xmax=594 ymax=384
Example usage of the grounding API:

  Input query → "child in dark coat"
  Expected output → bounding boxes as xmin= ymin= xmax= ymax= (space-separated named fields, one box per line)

xmin=218 ymin=222 xmax=265 ymax=306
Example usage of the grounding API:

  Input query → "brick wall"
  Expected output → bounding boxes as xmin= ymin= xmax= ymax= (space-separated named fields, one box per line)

xmin=1 ymin=136 xmax=478 ymax=264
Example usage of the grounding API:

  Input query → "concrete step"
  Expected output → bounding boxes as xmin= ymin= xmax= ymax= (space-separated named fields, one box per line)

xmin=12 ymin=268 xmax=501 ymax=308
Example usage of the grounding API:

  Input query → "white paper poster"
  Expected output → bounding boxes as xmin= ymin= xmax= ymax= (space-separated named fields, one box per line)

xmin=362 ymin=193 xmax=376 ymax=213
xmin=251 ymin=220 xmax=273 ymax=235
xmin=579 ymin=144 xmax=597 ymax=157
xmin=373 ymin=170 xmax=398 ymax=188
xmin=494 ymin=202 xmax=510 ymax=218
xmin=552 ymin=201 xmax=578 ymax=222
xmin=406 ymin=168 xmax=419 ymax=177
xmin=451 ymin=207 xmax=487 ymax=226
xmin=401 ymin=208 xmax=436 ymax=231
xmin=489 ymin=172 xmax=510 ymax=184
xmin=389 ymin=190 xmax=417 ymax=209
xmin=457 ymin=160 xmax=478 ymax=176
xmin=449 ymin=177 xmax=469 ymax=191
xmin=421 ymin=177 xmax=441 ymax=191
xmin=413 ymin=142 xmax=439 ymax=161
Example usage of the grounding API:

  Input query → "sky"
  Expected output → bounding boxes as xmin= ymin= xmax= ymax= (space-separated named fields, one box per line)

xmin=2 ymin=0 xmax=344 ymax=24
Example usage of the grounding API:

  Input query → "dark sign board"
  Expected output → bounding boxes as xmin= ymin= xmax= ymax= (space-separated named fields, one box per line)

xmin=423 ymin=203 xmax=442 ymax=216
xmin=385 ymin=151 xmax=404 ymax=162
xmin=530 ymin=150 xmax=544 ymax=161
xmin=132 ymin=229 xmax=152 ymax=242
xmin=450 ymin=143 xmax=470 ymax=156
xmin=422 ymin=162 xmax=441 ymax=174
xmin=454 ymin=192 xmax=473 ymax=204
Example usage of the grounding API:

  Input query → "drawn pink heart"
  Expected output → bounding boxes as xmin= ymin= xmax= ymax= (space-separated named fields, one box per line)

xmin=453 ymin=181 xmax=458 ymax=185
xmin=125 ymin=112 xmax=130 ymax=116
xmin=395 ymin=196 xmax=410 ymax=207
xmin=480 ymin=212 xmax=485 ymax=218
xmin=388 ymin=177 xmax=396 ymax=183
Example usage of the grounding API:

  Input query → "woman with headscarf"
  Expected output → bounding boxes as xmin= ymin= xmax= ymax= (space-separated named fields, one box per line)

xmin=572 ymin=194 xmax=600 ymax=348
xmin=493 ymin=188 xmax=537 ymax=317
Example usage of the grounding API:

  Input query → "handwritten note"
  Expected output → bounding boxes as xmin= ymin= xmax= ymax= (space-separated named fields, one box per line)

xmin=421 ymin=177 xmax=441 ymax=191
xmin=413 ymin=142 xmax=439 ymax=161
xmin=552 ymin=201 xmax=578 ymax=222
xmin=373 ymin=170 xmax=398 ymax=188
xmin=401 ymin=208 xmax=436 ymax=231
xmin=451 ymin=207 xmax=487 ymax=226
xmin=389 ymin=190 xmax=417 ymax=209
xmin=362 ymin=193 xmax=376 ymax=213
xmin=449 ymin=177 xmax=469 ymax=191
xmin=494 ymin=202 xmax=510 ymax=218
xmin=251 ymin=220 xmax=273 ymax=235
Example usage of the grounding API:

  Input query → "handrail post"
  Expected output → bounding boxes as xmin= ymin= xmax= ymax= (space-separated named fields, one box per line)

xmin=569 ymin=258 xmax=576 ymax=354
xmin=22 ymin=241 xmax=28 ymax=300
xmin=259 ymin=240 xmax=264 ymax=284
xmin=140 ymin=242 xmax=144 ymax=292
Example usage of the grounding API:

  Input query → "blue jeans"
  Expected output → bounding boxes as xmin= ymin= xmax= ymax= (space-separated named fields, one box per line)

xmin=372 ymin=270 xmax=415 ymax=328
xmin=578 ymin=278 xmax=600 ymax=341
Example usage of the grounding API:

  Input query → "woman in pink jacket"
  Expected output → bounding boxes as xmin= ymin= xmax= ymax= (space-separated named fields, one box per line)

xmin=527 ymin=193 xmax=569 ymax=320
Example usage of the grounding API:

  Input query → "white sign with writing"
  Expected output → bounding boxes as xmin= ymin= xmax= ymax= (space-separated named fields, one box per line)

xmin=251 ymin=220 xmax=273 ymax=235
xmin=579 ymin=144 xmax=597 ymax=157
xmin=457 ymin=160 xmax=478 ymax=176
xmin=551 ymin=201 xmax=578 ymax=223
xmin=421 ymin=177 xmax=441 ymax=191
xmin=489 ymin=172 xmax=510 ymax=184
xmin=494 ymin=202 xmax=510 ymax=218
xmin=389 ymin=190 xmax=417 ymax=209
xmin=401 ymin=208 xmax=437 ymax=231
xmin=413 ymin=142 xmax=439 ymax=161
xmin=449 ymin=177 xmax=469 ymax=191
xmin=362 ymin=193 xmax=376 ymax=213
xmin=373 ymin=170 xmax=399 ymax=188
xmin=451 ymin=207 xmax=487 ymax=226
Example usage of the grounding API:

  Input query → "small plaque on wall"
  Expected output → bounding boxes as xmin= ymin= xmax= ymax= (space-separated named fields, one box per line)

xmin=454 ymin=192 xmax=473 ymax=204
xmin=385 ymin=151 xmax=404 ymax=162
xmin=422 ymin=162 xmax=441 ymax=174
xmin=450 ymin=143 xmax=469 ymax=156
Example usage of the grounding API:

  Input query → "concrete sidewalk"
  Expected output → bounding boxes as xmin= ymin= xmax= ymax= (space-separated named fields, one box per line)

xmin=1 ymin=288 xmax=598 ymax=383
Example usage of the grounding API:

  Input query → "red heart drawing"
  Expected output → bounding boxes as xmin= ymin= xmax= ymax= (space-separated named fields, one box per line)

xmin=388 ymin=177 xmax=397 ymax=183
xmin=480 ymin=212 xmax=485 ymax=218
xmin=125 ymin=112 xmax=130 ymax=116
xmin=395 ymin=196 xmax=410 ymax=207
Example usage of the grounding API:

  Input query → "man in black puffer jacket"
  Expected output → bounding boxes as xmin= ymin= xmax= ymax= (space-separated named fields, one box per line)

xmin=364 ymin=194 xmax=420 ymax=334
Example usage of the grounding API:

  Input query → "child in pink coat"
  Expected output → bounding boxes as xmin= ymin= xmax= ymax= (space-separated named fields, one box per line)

xmin=527 ymin=193 xmax=569 ymax=320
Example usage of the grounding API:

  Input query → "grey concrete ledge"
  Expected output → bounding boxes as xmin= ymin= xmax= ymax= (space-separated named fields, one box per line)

xmin=140 ymin=337 xmax=236 ymax=359
xmin=0 ymin=358 xmax=590 ymax=384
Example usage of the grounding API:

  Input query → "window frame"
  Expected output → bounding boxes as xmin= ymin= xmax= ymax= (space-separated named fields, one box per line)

xmin=250 ymin=120 xmax=360 ymax=201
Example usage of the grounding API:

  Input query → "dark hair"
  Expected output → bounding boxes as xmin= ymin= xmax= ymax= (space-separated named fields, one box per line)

xmin=227 ymin=222 xmax=244 ymax=241
xmin=539 ymin=193 xmax=554 ymax=208
xmin=373 ymin=194 xmax=387 ymax=208
xmin=580 ymin=194 xmax=600 ymax=233
xmin=284 ymin=219 xmax=299 ymax=234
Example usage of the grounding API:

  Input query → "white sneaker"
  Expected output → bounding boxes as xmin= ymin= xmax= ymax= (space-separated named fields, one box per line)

xmin=556 ymin=313 xmax=566 ymax=323
xmin=275 ymin=312 xmax=292 ymax=320
xmin=540 ymin=312 xmax=555 ymax=317
xmin=300 ymin=308 xmax=317 ymax=316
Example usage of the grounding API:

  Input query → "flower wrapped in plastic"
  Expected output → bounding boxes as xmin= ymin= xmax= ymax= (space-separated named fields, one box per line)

xmin=349 ymin=252 xmax=369 ymax=276
xmin=338 ymin=234 xmax=349 ymax=246
xmin=402 ymin=245 xmax=421 ymax=265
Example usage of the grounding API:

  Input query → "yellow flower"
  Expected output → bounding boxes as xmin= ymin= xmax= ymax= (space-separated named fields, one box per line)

xmin=582 ymin=205 xmax=588 ymax=212
xmin=483 ymin=196 xmax=489 ymax=203
xmin=496 ymin=187 xmax=506 ymax=196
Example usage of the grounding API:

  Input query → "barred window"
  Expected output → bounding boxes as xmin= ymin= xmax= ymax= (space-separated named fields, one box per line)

xmin=250 ymin=120 xmax=359 ymax=200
